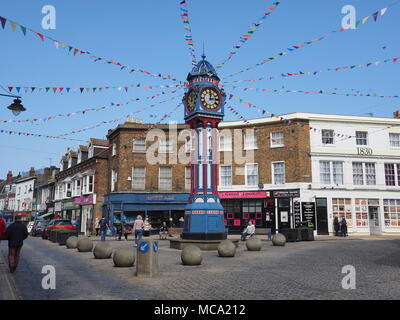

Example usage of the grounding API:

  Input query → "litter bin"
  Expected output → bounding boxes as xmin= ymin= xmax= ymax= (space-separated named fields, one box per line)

xmin=136 ymin=239 xmax=159 ymax=277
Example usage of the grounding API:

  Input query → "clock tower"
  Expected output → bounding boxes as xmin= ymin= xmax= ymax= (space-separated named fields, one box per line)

xmin=182 ymin=55 xmax=227 ymax=240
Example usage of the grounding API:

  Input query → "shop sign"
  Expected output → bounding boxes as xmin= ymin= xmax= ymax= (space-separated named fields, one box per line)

xmin=54 ymin=202 xmax=62 ymax=212
xmin=62 ymin=200 xmax=80 ymax=210
xmin=294 ymin=201 xmax=302 ymax=228
xmin=219 ymin=191 xmax=270 ymax=199
xmin=301 ymin=202 xmax=316 ymax=230
xmin=146 ymin=194 xmax=175 ymax=201
xmin=74 ymin=195 xmax=94 ymax=206
xmin=273 ymin=189 xmax=300 ymax=198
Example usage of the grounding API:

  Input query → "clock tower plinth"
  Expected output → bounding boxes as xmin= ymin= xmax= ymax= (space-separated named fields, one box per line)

xmin=181 ymin=56 xmax=227 ymax=240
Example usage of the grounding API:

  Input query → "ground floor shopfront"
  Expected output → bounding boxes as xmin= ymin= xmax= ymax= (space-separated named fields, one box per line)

xmin=102 ymin=193 xmax=189 ymax=230
xmin=308 ymin=189 xmax=400 ymax=235
xmin=1 ymin=211 xmax=14 ymax=223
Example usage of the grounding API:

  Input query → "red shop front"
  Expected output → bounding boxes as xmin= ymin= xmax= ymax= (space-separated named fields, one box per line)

xmin=219 ymin=191 xmax=275 ymax=234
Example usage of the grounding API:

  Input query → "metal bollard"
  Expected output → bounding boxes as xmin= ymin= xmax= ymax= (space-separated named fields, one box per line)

xmin=136 ymin=239 xmax=159 ymax=277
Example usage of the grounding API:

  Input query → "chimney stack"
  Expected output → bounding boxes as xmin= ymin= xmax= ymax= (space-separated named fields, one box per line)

xmin=6 ymin=171 xmax=13 ymax=183
xmin=29 ymin=167 xmax=35 ymax=177
xmin=394 ymin=110 xmax=400 ymax=119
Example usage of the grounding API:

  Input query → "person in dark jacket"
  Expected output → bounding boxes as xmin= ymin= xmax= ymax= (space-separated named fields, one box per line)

xmin=333 ymin=216 xmax=340 ymax=236
xmin=5 ymin=215 xmax=28 ymax=273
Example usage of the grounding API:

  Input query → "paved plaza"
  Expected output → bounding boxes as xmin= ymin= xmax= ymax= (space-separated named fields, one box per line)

xmin=1 ymin=235 xmax=400 ymax=300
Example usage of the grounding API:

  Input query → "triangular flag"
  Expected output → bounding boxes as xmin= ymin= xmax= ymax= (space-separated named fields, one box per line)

xmin=362 ymin=16 xmax=369 ymax=24
xmin=381 ymin=8 xmax=388 ymax=16
xmin=372 ymin=12 xmax=379 ymax=22
xmin=10 ymin=21 xmax=17 ymax=32
xmin=0 ymin=17 xmax=6 ymax=29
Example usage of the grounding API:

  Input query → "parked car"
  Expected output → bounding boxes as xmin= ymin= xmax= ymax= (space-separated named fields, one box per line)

xmin=31 ymin=220 xmax=49 ymax=237
xmin=42 ymin=219 xmax=76 ymax=239
xmin=27 ymin=221 xmax=35 ymax=234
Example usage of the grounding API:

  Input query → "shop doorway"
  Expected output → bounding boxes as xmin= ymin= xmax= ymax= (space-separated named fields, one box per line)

xmin=316 ymin=198 xmax=329 ymax=235
xmin=369 ymin=206 xmax=381 ymax=235
xmin=277 ymin=198 xmax=291 ymax=231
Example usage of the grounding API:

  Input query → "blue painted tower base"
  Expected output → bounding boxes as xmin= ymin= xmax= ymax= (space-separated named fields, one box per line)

xmin=182 ymin=195 xmax=227 ymax=240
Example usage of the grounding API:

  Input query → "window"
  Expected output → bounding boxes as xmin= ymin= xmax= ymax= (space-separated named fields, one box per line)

xmin=219 ymin=135 xmax=232 ymax=151
xmin=185 ymin=167 xmax=191 ymax=191
xmin=87 ymin=176 xmax=94 ymax=193
xmin=73 ymin=180 xmax=81 ymax=197
xmin=132 ymin=167 xmax=146 ymax=190
xmin=111 ymin=170 xmax=117 ymax=192
xmin=220 ymin=165 xmax=232 ymax=187
xmin=320 ymin=161 xmax=344 ymax=185
xmin=133 ymin=138 xmax=146 ymax=153
xmin=88 ymin=147 xmax=94 ymax=158
xmin=244 ymin=133 xmax=257 ymax=149
xmin=356 ymin=131 xmax=368 ymax=146
xmin=159 ymin=139 xmax=173 ymax=153
xmin=354 ymin=199 xmax=369 ymax=227
xmin=159 ymin=167 xmax=172 ymax=190
xmin=272 ymin=162 xmax=285 ymax=185
xmin=332 ymin=198 xmax=353 ymax=227
xmin=112 ymin=143 xmax=117 ymax=156
xmin=271 ymin=131 xmax=284 ymax=147
xmin=385 ymin=163 xmax=400 ymax=186
xmin=246 ymin=164 xmax=258 ymax=186
xmin=352 ymin=162 xmax=364 ymax=185
xmin=384 ymin=199 xmax=400 ymax=227
xmin=352 ymin=162 xmax=376 ymax=186
xmin=389 ymin=133 xmax=400 ymax=148
xmin=322 ymin=130 xmax=334 ymax=145
xmin=68 ymin=157 xmax=72 ymax=168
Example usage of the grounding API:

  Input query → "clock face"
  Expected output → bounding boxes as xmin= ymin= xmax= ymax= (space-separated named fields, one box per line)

xmin=200 ymin=87 xmax=221 ymax=110
xmin=186 ymin=90 xmax=196 ymax=113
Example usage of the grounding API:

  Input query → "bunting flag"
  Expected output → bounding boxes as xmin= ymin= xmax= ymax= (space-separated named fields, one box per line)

xmin=0 ymin=15 xmax=183 ymax=84
xmin=222 ymin=85 xmax=400 ymax=99
xmin=228 ymin=93 xmax=273 ymax=116
xmin=227 ymin=105 xmax=250 ymax=123
xmin=156 ymin=103 xmax=182 ymax=124
xmin=223 ymin=5 xmax=391 ymax=79
xmin=179 ymin=0 xmax=197 ymax=67
xmin=0 ymin=89 xmax=182 ymax=124
xmin=1 ymin=83 xmax=184 ymax=95
xmin=223 ymin=56 xmax=400 ymax=84
xmin=0 ymin=129 xmax=85 ymax=141
xmin=215 ymin=1 xmax=282 ymax=70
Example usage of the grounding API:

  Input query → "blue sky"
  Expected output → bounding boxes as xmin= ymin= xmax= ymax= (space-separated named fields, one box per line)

xmin=0 ymin=0 xmax=399 ymax=178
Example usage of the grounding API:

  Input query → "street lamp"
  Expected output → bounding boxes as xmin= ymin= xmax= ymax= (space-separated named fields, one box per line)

xmin=0 ymin=93 xmax=26 ymax=116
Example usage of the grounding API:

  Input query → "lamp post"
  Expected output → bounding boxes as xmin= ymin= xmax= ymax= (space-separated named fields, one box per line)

xmin=0 ymin=93 xmax=26 ymax=116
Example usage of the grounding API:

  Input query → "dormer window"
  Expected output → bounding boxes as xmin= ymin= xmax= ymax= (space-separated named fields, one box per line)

xmin=77 ymin=151 xmax=82 ymax=164
xmin=88 ymin=146 xmax=94 ymax=158
xmin=68 ymin=157 xmax=72 ymax=168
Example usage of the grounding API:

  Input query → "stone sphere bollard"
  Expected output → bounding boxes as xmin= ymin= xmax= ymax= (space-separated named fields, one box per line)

xmin=93 ymin=242 xmax=112 ymax=259
xmin=181 ymin=245 xmax=202 ymax=266
xmin=246 ymin=237 xmax=262 ymax=251
xmin=77 ymin=238 xmax=93 ymax=252
xmin=272 ymin=233 xmax=286 ymax=246
xmin=66 ymin=236 xmax=78 ymax=249
xmin=217 ymin=240 xmax=236 ymax=257
xmin=113 ymin=248 xmax=135 ymax=267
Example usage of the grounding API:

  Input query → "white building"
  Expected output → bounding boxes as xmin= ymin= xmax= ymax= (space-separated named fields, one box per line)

xmin=15 ymin=172 xmax=36 ymax=221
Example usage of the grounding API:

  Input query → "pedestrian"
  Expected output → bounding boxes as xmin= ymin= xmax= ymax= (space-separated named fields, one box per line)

xmin=179 ymin=216 xmax=184 ymax=228
xmin=0 ymin=217 xmax=6 ymax=240
xmin=133 ymin=215 xmax=144 ymax=246
xmin=116 ymin=223 xmax=123 ymax=241
xmin=99 ymin=217 xmax=109 ymax=241
xmin=241 ymin=220 xmax=256 ymax=241
xmin=159 ymin=221 xmax=168 ymax=240
xmin=123 ymin=222 xmax=131 ymax=241
xmin=95 ymin=218 xmax=100 ymax=237
xmin=167 ymin=217 xmax=174 ymax=237
xmin=341 ymin=217 xmax=348 ymax=237
xmin=333 ymin=216 xmax=340 ymax=236
xmin=5 ymin=215 xmax=28 ymax=273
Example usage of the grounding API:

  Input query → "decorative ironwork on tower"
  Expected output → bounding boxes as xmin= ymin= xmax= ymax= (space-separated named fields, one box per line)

xmin=182 ymin=55 xmax=227 ymax=240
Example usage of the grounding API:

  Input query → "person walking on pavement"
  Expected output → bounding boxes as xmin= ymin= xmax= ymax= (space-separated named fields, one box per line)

xmin=167 ymin=217 xmax=174 ymax=237
xmin=0 ymin=217 xmax=6 ymax=240
xmin=116 ymin=223 xmax=123 ymax=241
xmin=133 ymin=215 xmax=144 ymax=246
xmin=333 ymin=216 xmax=340 ymax=236
xmin=5 ymin=215 xmax=28 ymax=273
xmin=95 ymin=218 xmax=100 ymax=237
xmin=341 ymin=217 xmax=348 ymax=237
xmin=99 ymin=217 xmax=109 ymax=242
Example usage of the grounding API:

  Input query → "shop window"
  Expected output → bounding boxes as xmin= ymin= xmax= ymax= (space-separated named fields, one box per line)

xmin=332 ymin=198 xmax=353 ymax=227
xmin=234 ymin=219 xmax=241 ymax=226
xmin=227 ymin=213 xmax=234 ymax=219
xmin=383 ymin=199 xmax=400 ymax=227
xmin=354 ymin=199 xmax=369 ymax=227
xmin=243 ymin=213 xmax=249 ymax=219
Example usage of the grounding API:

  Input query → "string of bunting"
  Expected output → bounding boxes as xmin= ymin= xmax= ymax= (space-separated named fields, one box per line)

xmin=180 ymin=0 xmax=197 ymax=67
xmin=156 ymin=103 xmax=183 ymax=124
xmin=1 ymin=83 xmax=184 ymax=95
xmin=0 ymin=15 xmax=182 ymax=84
xmin=0 ymin=129 xmax=85 ymax=142
xmin=215 ymin=1 xmax=281 ymax=70
xmin=223 ymin=5 xmax=392 ymax=80
xmin=227 ymin=105 xmax=250 ymax=123
xmin=222 ymin=85 xmax=400 ymax=99
xmin=228 ymin=94 xmax=273 ymax=116
xmin=222 ymin=56 xmax=400 ymax=84
xmin=0 ymin=89 xmax=182 ymax=124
